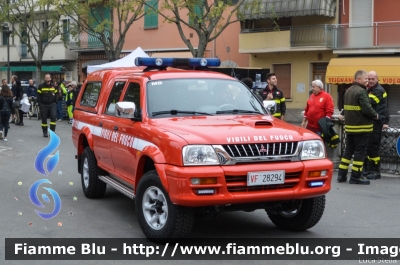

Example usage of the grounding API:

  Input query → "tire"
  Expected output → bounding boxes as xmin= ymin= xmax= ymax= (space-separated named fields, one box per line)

xmin=81 ymin=147 xmax=107 ymax=198
xmin=267 ymin=195 xmax=326 ymax=231
xmin=136 ymin=170 xmax=194 ymax=241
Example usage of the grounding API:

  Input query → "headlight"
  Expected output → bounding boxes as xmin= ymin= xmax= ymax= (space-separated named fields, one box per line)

xmin=182 ymin=145 xmax=220 ymax=166
xmin=300 ymin=140 xmax=325 ymax=160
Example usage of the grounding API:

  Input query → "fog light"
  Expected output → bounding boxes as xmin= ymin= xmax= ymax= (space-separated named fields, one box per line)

xmin=191 ymin=178 xmax=217 ymax=185
xmin=309 ymin=181 xmax=324 ymax=187
xmin=195 ymin=189 xmax=215 ymax=195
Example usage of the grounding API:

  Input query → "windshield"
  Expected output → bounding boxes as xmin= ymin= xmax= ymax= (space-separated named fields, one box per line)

xmin=146 ymin=79 xmax=267 ymax=117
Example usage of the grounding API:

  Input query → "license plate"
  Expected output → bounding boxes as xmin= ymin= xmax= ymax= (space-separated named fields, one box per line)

xmin=247 ymin=170 xmax=285 ymax=186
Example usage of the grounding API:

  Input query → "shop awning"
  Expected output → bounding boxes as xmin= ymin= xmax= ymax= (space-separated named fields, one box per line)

xmin=326 ymin=57 xmax=400 ymax=85
xmin=150 ymin=51 xmax=193 ymax=58
xmin=0 ymin=65 xmax=65 ymax=72
xmin=239 ymin=0 xmax=336 ymax=20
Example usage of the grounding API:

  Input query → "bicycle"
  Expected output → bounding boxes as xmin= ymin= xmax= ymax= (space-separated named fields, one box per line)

xmin=27 ymin=98 xmax=41 ymax=120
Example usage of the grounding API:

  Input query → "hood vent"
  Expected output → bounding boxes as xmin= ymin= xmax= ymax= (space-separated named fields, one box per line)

xmin=255 ymin=121 xmax=272 ymax=127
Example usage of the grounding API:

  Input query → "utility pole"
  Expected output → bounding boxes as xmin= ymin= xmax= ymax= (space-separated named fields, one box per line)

xmin=3 ymin=24 xmax=12 ymax=83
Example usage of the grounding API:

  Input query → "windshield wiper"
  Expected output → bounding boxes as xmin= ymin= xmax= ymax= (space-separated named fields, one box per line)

xmin=216 ymin=109 xmax=262 ymax=114
xmin=152 ymin=110 xmax=214 ymax=116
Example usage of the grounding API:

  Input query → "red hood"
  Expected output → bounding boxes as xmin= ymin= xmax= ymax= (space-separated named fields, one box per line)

xmin=149 ymin=115 xmax=318 ymax=145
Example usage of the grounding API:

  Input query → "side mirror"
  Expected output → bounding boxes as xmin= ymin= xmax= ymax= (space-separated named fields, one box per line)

xmin=115 ymin=102 xmax=141 ymax=121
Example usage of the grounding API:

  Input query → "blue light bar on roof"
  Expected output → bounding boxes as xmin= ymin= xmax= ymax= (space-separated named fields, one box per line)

xmin=135 ymin=57 xmax=221 ymax=68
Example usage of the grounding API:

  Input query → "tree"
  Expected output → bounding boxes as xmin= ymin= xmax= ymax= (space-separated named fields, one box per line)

xmin=59 ymin=0 xmax=145 ymax=61
xmin=0 ymin=0 xmax=64 ymax=83
xmin=148 ymin=0 xmax=259 ymax=58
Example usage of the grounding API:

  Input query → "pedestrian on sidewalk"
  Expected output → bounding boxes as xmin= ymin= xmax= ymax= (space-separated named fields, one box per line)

xmin=337 ymin=70 xmax=380 ymax=185
xmin=361 ymin=71 xmax=390 ymax=180
xmin=0 ymin=85 xmax=14 ymax=141
xmin=301 ymin=79 xmax=334 ymax=134
xmin=37 ymin=73 xmax=57 ymax=137
xmin=66 ymin=82 xmax=76 ymax=124
xmin=11 ymin=75 xmax=23 ymax=124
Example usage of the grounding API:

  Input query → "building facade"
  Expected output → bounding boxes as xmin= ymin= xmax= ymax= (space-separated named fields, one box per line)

xmin=238 ymin=0 xmax=339 ymax=122
xmin=70 ymin=5 xmax=250 ymax=82
xmin=326 ymin=0 xmax=400 ymax=116
xmin=0 ymin=16 xmax=78 ymax=84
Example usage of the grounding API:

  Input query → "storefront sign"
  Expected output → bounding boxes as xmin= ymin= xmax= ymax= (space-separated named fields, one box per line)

xmin=327 ymin=77 xmax=354 ymax=84
xmin=381 ymin=77 xmax=400 ymax=84
xmin=327 ymin=76 xmax=400 ymax=84
xmin=64 ymin=71 xmax=72 ymax=81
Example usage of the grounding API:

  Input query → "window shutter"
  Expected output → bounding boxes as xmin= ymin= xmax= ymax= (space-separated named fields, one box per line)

xmin=351 ymin=0 xmax=373 ymax=27
xmin=144 ymin=0 xmax=158 ymax=29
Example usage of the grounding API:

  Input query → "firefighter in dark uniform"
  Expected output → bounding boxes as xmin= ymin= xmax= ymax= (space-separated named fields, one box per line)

xmin=258 ymin=73 xmax=286 ymax=120
xmin=37 ymin=73 xmax=57 ymax=137
xmin=337 ymin=70 xmax=379 ymax=185
xmin=362 ymin=71 xmax=389 ymax=180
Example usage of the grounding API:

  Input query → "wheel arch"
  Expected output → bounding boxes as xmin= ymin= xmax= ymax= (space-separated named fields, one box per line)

xmin=77 ymin=130 xmax=92 ymax=174
xmin=135 ymin=154 xmax=169 ymax=195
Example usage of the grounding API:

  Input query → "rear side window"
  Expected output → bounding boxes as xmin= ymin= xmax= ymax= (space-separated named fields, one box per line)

xmin=80 ymin=82 xmax=102 ymax=107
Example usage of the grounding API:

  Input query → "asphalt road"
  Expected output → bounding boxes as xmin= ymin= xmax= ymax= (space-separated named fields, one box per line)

xmin=1 ymin=118 xmax=400 ymax=265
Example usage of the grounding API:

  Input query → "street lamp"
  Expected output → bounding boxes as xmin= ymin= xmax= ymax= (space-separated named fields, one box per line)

xmin=2 ymin=23 xmax=12 ymax=83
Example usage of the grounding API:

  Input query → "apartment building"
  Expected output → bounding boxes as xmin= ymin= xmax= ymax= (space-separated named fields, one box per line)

xmin=239 ymin=0 xmax=400 ymax=121
xmin=326 ymin=0 xmax=400 ymax=116
xmin=0 ymin=17 xmax=78 ymax=84
xmin=239 ymin=0 xmax=339 ymax=122
xmin=70 ymin=4 xmax=250 ymax=81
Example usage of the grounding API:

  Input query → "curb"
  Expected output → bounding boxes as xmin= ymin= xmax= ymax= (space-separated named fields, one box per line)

xmin=333 ymin=169 xmax=400 ymax=178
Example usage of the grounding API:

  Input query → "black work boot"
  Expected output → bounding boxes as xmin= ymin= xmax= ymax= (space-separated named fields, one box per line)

xmin=349 ymin=172 xmax=370 ymax=185
xmin=43 ymin=128 xmax=48 ymax=138
xmin=361 ymin=159 xmax=372 ymax=178
xmin=367 ymin=162 xmax=381 ymax=180
xmin=337 ymin=169 xmax=348 ymax=183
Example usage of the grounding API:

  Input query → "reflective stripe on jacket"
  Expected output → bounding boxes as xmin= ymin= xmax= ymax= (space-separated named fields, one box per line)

xmin=343 ymin=82 xmax=377 ymax=134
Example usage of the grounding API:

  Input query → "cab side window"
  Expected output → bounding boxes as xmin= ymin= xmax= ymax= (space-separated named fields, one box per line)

xmin=123 ymin=82 xmax=141 ymax=108
xmin=80 ymin=82 xmax=102 ymax=107
xmin=105 ymin=81 xmax=126 ymax=115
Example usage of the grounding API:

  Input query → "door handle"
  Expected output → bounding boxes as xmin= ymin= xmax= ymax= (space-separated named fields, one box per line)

xmin=114 ymin=126 xmax=118 ymax=131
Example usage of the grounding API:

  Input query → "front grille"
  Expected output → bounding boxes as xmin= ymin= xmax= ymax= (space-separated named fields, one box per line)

xmin=225 ymin=171 xmax=301 ymax=192
xmin=222 ymin=142 xmax=298 ymax=157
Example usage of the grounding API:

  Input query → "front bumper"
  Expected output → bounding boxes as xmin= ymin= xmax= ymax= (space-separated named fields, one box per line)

xmin=157 ymin=159 xmax=333 ymax=207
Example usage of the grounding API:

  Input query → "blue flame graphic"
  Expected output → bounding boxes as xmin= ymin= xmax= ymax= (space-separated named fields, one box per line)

xmin=34 ymin=130 xmax=60 ymax=176
xmin=29 ymin=179 xmax=62 ymax=220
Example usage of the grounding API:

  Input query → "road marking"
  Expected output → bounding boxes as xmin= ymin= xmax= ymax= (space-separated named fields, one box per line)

xmin=0 ymin=146 xmax=12 ymax=153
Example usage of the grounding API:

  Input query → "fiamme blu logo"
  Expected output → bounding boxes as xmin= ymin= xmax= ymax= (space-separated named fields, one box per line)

xmin=29 ymin=130 xmax=62 ymax=220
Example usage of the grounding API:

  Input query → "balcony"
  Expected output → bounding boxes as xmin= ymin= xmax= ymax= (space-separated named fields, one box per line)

xmin=239 ymin=24 xmax=332 ymax=53
xmin=68 ymin=31 xmax=118 ymax=51
xmin=332 ymin=21 xmax=400 ymax=54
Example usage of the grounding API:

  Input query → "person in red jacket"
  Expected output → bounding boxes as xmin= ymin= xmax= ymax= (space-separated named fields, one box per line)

xmin=301 ymin=79 xmax=334 ymax=134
